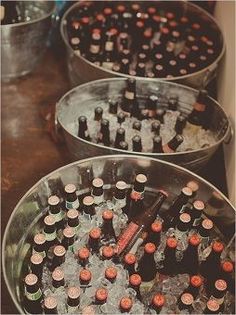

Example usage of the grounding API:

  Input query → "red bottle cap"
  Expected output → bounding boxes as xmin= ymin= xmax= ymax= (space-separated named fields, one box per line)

xmin=68 ymin=287 xmax=80 ymax=299
xmin=63 ymin=226 xmax=75 ymax=238
xmin=124 ymin=253 xmax=136 ymax=265
xmin=25 ymin=273 xmax=38 ymax=286
xmin=105 ymin=267 xmax=117 ymax=280
xmin=89 ymin=227 xmax=101 ymax=239
xmin=189 ymin=234 xmax=201 ymax=246
xmin=34 ymin=233 xmax=46 ymax=245
xmin=166 ymin=12 xmax=175 ymax=19
xmin=222 ymin=261 xmax=234 ymax=273
xmin=180 ymin=16 xmax=189 ymax=23
xmin=96 ymin=14 xmax=104 ymax=22
xmin=117 ymin=5 xmax=125 ymax=13
xmin=54 ymin=245 xmax=66 ymax=257
xmin=78 ymin=247 xmax=90 ymax=260
xmin=65 ymin=184 xmax=77 ymax=194
xmin=166 ymin=237 xmax=177 ymax=249
xmin=144 ymin=29 xmax=152 ymax=38
xmin=95 ymin=288 xmax=108 ymax=301
xmin=67 ymin=209 xmax=79 ymax=219
xmin=103 ymin=7 xmax=112 ymax=15
xmin=202 ymin=219 xmax=213 ymax=230
xmin=129 ymin=274 xmax=142 ymax=286
xmin=193 ymin=200 xmax=205 ymax=211
xmin=169 ymin=20 xmax=177 ymax=28
xmin=136 ymin=20 xmax=144 ymax=28
xmin=144 ymin=243 xmax=156 ymax=254
xmin=206 ymin=299 xmax=220 ymax=312
xmin=212 ymin=241 xmax=224 ymax=253
xmin=92 ymin=28 xmax=101 ymax=35
xmin=152 ymin=293 xmax=165 ymax=307
xmin=102 ymin=246 xmax=114 ymax=258
xmin=102 ymin=210 xmax=113 ymax=220
xmin=181 ymin=293 xmax=194 ymax=305
xmin=215 ymin=279 xmax=227 ymax=291
xmin=52 ymin=268 xmax=64 ymax=281
xmin=44 ymin=296 xmax=58 ymax=309
xmin=30 ymin=253 xmax=43 ymax=265
xmin=190 ymin=275 xmax=203 ymax=288
xmin=161 ymin=27 xmax=169 ymax=35
xmin=110 ymin=28 xmax=118 ymax=36
xmin=120 ymin=297 xmax=133 ymax=311
xmin=151 ymin=221 xmax=162 ymax=233
xmin=79 ymin=269 xmax=91 ymax=282
xmin=192 ymin=23 xmax=201 ymax=30
xmin=148 ymin=7 xmax=156 ymax=14
xmin=81 ymin=17 xmax=89 ymax=24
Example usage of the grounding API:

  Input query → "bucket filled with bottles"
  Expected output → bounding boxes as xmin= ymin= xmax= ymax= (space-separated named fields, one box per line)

xmin=60 ymin=1 xmax=225 ymax=88
xmin=1 ymin=1 xmax=55 ymax=81
xmin=55 ymin=77 xmax=231 ymax=171
xmin=2 ymin=155 xmax=235 ymax=314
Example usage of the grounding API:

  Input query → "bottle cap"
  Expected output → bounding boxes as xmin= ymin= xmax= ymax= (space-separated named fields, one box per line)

xmin=79 ymin=269 xmax=91 ymax=281
xmin=102 ymin=246 xmax=114 ymax=258
xmin=120 ymin=297 xmax=133 ymax=311
xmin=65 ymin=184 xmax=77 ymax=194
xmin=105 ymin=267 xmax=117 ymax=280
xmin=34 ymin=233 xmax=46 ymax=245
xmin=182 ymin=187 xmax=193 ymax=197
xmin=222 ymin=261 xmax=234 ymax=273
xmin=25 ymin=273 xmax=38 ymax=286
xmin=190 ymin=275 xmax=203 ymax=287
xmin=44 ymin=215 xmax=55 ymax=226
xmin=44 ymin=296 xmax=57 ymax=309
xmin=144 ymin=242 xmax=156 ymax=254
xmin=89 ymin=227 xmax=101 ymax=239
xmin=92 ymin=28 xmax=101 ymax=35
xmin=95 ymin=288 xmax=108 ymax=301
xmin=212 ymin=241 xmax=224 ymax=253
xmin=83 ymin=196 xmax=94 ymax=206
xmin=71 ymin=37 xmax=80 ymax=45
xmin=117 ymin=5 xmax=126 ymax=12
xmin=92 ymin=178 xmax=104 ymax=188
xmin=215 ymin=279 xmax=227 ymax=291
xmin=181 ymin=293 xmax=193 ymax=305
xmin=161 ymin=27 xmax=169 ymax=35
xmin=201 ymin=219 xmax=213 ymax=230
xmin=129 ymin=274 xmax=142 ymax=286
xmin=116 ymin=181 xmax=127 ymax=190
xmin=81 ymin=16 xmax=89 ymax=24
xmin=193 ymin=200 xmax=205 ymax=211
xmin=52 ymin=268 xmax=64 ymax=281
xmin=124 ymin=253 xmax=136 ymax=265
xmin=152 ymin=293 xmax=165 ymax=307
xmin=48 ymin=195 xmax=60 ymax=206
xmin=189 ymin=234 xmax=201 ymax=246
xmin=179 ymin=213 xmax=191 ymax=223
xmin=136 ymin=174 xmax=147 ymax=184
xmin=102 ymin=210 xmax=113 ymax=220
xmin=82 ymin=306 xmax=95 ymax=315
xmin=63 ymin=226 xmax=75 ymax=238
xmin=54 ymin=245 xmax=66 ymax=257
xmin=206 ymin=299 xmax=220 ymax=312
xmin=68 ymin=287 xmax=81 ymax=299
xmin=151 ymin=221 xmax=162 ymax=233
xmin=166 ymin=237 xmax=177 ymax=248
xmin=30 ymin=253 xmax=43 ymax=265
xmin=187 ymin=181 xmax=199 ymax=193
xmin=78 ymin=247 xmax=90 ymax=260
xmin=67 ymin=209 xmax=79 ymax=219
xmin=147 ymin=7 xmax=156 ymax=14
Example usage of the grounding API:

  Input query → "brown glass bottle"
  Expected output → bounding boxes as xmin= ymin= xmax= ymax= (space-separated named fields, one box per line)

xmin=145 ymin=221 xmax=162 ymax=246
xmin=44 ymin=296 xmax=58 ymax=314
xmin=180 ymin=234 xmax=201 ymax=274
xmin=30 ymin=253 xmax=43 ymax=281
xmin=101 ymin=246 xmax=114 ymax=261
xmin=129 ymin=273 xmax=142 ymax=300
xmin=124 ymin=253 xmax=137 ymax=276
xmin=114 ymin=127 xmax=126 ymax=149
xmin=121 ymin=78 xmax=137 ymax=115
xmin=67 ymin=287 xmax=81 ymax=313
xmin=175 ymin=115 xmax=186 ymax=134
xmin=163 ymin=134 xmax=183 ymax=153
xmin=61 ymin=226 xmax=75 ymax=252
xmin=113 ymin=180 xmax=127 ymax=211
xmin=43 ymin=215 xmax=59 ymax=251
xmin=88 ymin=227 xmax=101 ymax=254
xmin=98 ymin=119 xmax=110 ymax=146
xmin=132 ymin=135 xmax=142 ymax=152
xmin=91 ymin=177 xmax=104 ymax=205
xmin=158 ymin=237 xmax=178 ymax=275
xmin=101 ymin=210 xmax=117 ymax=245
xmin=153 ymin=136 xmax=164 ymax=153
xmin=52 ymin=267 xmax=65 ymax=289
xmin=64 ymin=184 xmax=80 ymax=210
xmin=94 ymin=106 xmax=103 ymax=121
xmin=51 ymin=245 xmax=66 ymax=271
xmin=67 ymin=209 xmax=80 ymax=233
xmin=78 ymin=116 xmax=91 ymax=141
xmin=48 ymin=195 xmax=64 ymax=230
xmin=138 ymin=242 xmax=156 ymax=282
xmin=23 ymin=273 xmax=43 ymax=314
xmin=82 ymin=196 xmax=96 ymax=219
xmin=32 ymin=233 xmax=46 ymax=260
xmin=77 ymin=247 xmax=90 ymax=267
xmin=184 ymin=275 xmax=203 ymax=299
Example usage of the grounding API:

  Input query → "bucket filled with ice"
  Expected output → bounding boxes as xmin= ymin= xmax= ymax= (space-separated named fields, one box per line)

xmin=2 ymin=155 xmax=235 ymax=314
xmin=56 ymin=78 xmax=231 ymax=171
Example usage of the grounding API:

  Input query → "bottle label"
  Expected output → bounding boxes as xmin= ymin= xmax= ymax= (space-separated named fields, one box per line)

xmin=92 ymin=193 xmax=104 ymax=205
xmin=105 ymin=41 xmax=114 ymax=51
xmin=44 ymin=230 xmax=57 ymax=242
xmin=193 ymin=217 xmax=202 ymax=226
xmin=102 ymin=61 xmax=114 ymax=70
xmin=125 ymin=90 xmax=135 ymax=100
xmin=90 ymin=44 xmax=100 ymax=54
xmin=116 ymin=222 xmax=139 ymax=255
xmin=194 ymin=102 xmax=206 ymax=112
xmin=66 ymin=199 xmax=80 ymax=210
xmin=50 ymin=210 xmax=64 ymax=223
xmin=26 ymin=288 xmax=42 ymax=301
xmin=32 ymin=249 xmax=46 ymax=259
xmin=67 ymin=305 xmax=79 ymax=313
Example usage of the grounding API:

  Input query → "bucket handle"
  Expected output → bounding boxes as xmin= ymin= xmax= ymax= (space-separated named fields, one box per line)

xmin=223 ymin=121 xmax=234 ymax=145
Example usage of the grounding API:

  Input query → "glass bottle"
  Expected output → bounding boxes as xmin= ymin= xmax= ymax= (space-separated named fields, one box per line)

xmin=129 ymin=273 xmax=142 ymax=301
xmin=91 ymin=177 xmax=104 ymax=205
xmin=158 ymin=237 xmax=178 ymax=276
xmin=64 ymin=184 xmax=80 ymax=211
xmin=78 ymin=116 xmax=91 ymax=141
xmin=124 ymin=253 xmax=137 ymax=276
xmin=138 ymin=242 xmax=156 ymax=282
xmin=88 ymin=227 xmax=101 ymax=254
xmin=48 ymin=195 xmax=64 ymax=230
xmin=101 ymin=210 xmax=117 ymax=245
xmin=162 ymin=134 xmax=183 ymax=153
xmin=180 ymin=234 xmax=201 ymax=274
xmin=23 ymin=273 xmax=43 ymax=314
xmin=67 ymin=209 xmax=80 ymax=234
xmin=67 ymin=287 xmax=81 ymax=314
xmin=44 ymin=296 xmax=58 ymax=314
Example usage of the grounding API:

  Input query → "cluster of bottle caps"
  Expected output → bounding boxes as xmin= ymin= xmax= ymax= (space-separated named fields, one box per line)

xmin=78 ymin=78 xmax=212 ymax=153
xmin=67 ymin=1 xmax=220 ymax=78
xmin=23 ymin=173 xmax=234 ymax=314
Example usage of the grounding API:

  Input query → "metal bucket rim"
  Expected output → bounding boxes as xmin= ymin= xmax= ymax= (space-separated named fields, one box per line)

xmin=2 ymin=154 xmax=235 ymax=313
xmin=56 ymin=77 xmax=230 ymax=157
xmin=60 ymin=0 xmax=226 ymax=83
xmin=0 ymin=1 xmax=56 ymax=28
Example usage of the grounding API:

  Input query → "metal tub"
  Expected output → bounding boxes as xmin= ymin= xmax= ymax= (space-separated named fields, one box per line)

xmin=55 ymin=78 xmax=231 ymax=171
xmin=1 ymin=1 xmax=55 ymax=81
xmin=2 ymin=155 xmax=235 ymax=313
xmin=60 ymin=1 xmax=225 ymax=88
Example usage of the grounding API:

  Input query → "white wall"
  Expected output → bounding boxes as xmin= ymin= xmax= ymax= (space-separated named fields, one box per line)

xmin=215 ymin=1 xmax=235 ymax=205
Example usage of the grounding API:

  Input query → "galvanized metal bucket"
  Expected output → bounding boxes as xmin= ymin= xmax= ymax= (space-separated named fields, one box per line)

xmin=1 ymin=1 xmax=55 ymax=81
xmin=60 ymin=1 xmax=225 ymax=88
xmin=2 ymin=155 xmax=235 ymax=313
xmin=55 ymin=78 xmax=232 ymax=171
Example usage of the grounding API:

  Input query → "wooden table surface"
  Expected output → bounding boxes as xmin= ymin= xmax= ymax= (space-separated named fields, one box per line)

xmin=1 ymin=48 xmax=228 ymax=314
